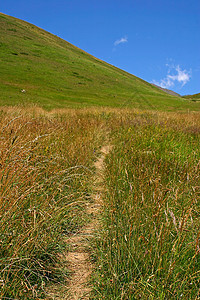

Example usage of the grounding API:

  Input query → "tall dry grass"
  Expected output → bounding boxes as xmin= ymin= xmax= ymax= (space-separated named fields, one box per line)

xmin=0 ymin=107 xmax=199 ymax=299
xmin=0 ymin=108 xmax=106 ymax=299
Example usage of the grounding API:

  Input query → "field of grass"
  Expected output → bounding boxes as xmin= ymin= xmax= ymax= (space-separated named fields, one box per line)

xmin=93 ymin=111 xmax=200 ymax=299
xmin=1 ymin=12 xmax=200 ymax=111
xmin=0 ymin=107 xmax=107 ymax=298
xmin=183 ymin=93 xmax=200 ymax=102
xmin=0 ymin=107 xmax=199 ymax=299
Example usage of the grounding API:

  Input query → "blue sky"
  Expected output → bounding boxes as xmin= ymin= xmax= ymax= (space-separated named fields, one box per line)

xmin=1 ymin=0 xmax=199 ymax=95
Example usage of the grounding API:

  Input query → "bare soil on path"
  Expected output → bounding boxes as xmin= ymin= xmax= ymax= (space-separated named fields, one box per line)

xmin=47 ymin=145 xmax=111 ymax=299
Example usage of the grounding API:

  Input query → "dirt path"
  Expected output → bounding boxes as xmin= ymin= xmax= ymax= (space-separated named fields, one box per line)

xmin=65 ymin=145 xmax=111 ymax=299
xmin=48 ymin=145 xmax=110 ymax=299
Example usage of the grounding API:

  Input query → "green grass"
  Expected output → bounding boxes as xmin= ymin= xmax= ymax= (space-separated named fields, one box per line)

xmin=0 ymin=108 xmax=199 ymax=299
xmin=0 ymin=12 xmax=200 ymax=111
xmin=93 ymin=111 xmax=200 ymax=299
xmin=183 ymin=93 xmax=200 ymax=102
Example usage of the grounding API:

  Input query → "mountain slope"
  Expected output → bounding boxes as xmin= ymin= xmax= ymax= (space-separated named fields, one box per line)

xmin=183 ymin=93 xmax=200 ymax=101
xmin=0 ymin=12 xmax=199 ymax=110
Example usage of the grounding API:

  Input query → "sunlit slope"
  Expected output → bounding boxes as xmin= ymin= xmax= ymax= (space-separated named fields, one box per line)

xmin=0 ymin=13 xmax=199 ymax=110
xmin=183 ymin=93 xmax=200 ymax=101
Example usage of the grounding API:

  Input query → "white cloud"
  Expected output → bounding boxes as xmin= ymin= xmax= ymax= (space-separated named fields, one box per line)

xmin=152 ymin=65 xmax=191 ymax=89
xmin=114 ymin=36 xmax=128 ymax=46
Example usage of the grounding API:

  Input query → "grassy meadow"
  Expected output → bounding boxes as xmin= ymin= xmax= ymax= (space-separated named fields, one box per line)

xmin=0 ymin=107 xmax=107 ymax=298
xmin=0 ymin=107 xmax=199 ymax=299
xmin=93 ymin=111 xmax=200 ymax=299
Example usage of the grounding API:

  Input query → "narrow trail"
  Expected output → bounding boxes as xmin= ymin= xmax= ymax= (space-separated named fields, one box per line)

xmin=48 ymin=145 xmax=111 ymax=299
xmin=65 ymin=145 xmax=111 ymax=299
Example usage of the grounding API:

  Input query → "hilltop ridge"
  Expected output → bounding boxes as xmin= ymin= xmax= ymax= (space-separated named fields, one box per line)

xmin=151 ymin=83 xmax=181 ymax=97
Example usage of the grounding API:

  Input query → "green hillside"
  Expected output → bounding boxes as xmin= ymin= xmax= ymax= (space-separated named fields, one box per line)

xmin=183 ymin=93 xmax=200 ymax=101
xmin=0 ymin=12 xmax=199 ymax=110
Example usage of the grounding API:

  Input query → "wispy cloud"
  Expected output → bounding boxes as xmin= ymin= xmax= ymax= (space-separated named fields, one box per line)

xmin=114 ymin=36 xmax=128 ymax=46
xmin=152 ymin=65 xmax=191 ymax=89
